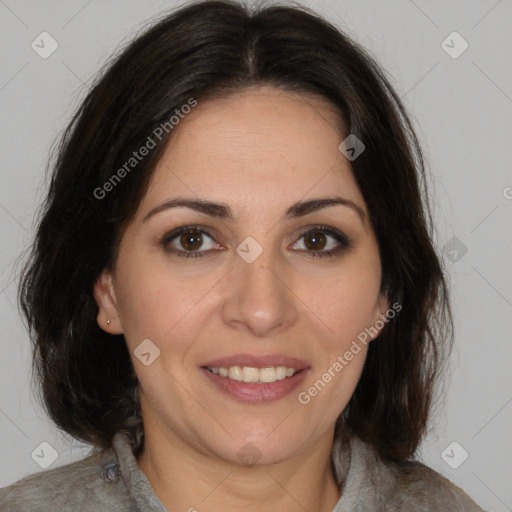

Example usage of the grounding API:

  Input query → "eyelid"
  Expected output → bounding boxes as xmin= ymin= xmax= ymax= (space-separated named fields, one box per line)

xmin=160 ymin=225 xmax=223 ymax=252
xmin=293 ymin=224 xmax=349 ymax=243
xmin=289 ymin=224 xmax=349 ymax=253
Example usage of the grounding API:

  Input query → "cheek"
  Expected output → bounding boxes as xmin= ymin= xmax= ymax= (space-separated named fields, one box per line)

xmin=114 ymin=263 xmax=177 ymax=344
xmin=114 ymin=259 xmax=219 ymax=352
xmin=302 ymin=264 xmax=382 ymax=340
xmin=297 ymin=340 xmax=368 ymax=422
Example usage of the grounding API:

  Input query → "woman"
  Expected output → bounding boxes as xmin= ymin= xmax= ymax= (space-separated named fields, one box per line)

xmin=0 ymin=1 xmax=486 ymax=510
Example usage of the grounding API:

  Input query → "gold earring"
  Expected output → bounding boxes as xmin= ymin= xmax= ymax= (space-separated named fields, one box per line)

xmin=107 ymin=317 xmax=111 ymax=325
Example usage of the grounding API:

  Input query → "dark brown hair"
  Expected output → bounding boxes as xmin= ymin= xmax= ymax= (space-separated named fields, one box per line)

xmin=19 ymin=0 xmax=452 ymax=463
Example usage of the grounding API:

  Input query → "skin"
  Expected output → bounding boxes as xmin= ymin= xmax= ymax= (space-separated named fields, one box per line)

xmin=94 ymin=86 xmax=388 ymax=512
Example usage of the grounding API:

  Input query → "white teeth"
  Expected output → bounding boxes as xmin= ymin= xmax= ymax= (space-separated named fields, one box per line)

xmin=260 ymin=367 xmax=276 ymax=383
xmin=207 ymin=365 xmax=298 ymax=383
xmin=275 ymin=366 xmax=287 ymax=380
xmin=228 ymin=366 xmax=243 ymax=381
xmin=242 ymin=367 xmax=259 ymax=382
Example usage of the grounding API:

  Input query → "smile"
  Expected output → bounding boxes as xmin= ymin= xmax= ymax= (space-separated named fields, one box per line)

xmin=205 ymin=365 xmax=298 ymax=383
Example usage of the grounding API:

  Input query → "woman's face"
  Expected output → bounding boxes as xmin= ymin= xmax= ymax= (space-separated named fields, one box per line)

xmin=95 ymin=86 xmax=388 ymax=465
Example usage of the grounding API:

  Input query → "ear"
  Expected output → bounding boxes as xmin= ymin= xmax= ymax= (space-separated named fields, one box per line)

xmin=368 ymin=292 xmax=390 ymax=342
xmin=93 ymin=269 xmax=123 ymax=334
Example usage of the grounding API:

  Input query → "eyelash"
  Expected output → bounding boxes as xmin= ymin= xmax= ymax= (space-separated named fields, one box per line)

xmin=160 ymin=224 xmax=350 ymax=260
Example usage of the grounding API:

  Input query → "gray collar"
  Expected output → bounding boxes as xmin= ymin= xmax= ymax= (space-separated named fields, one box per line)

xmin=111 ymin=431 xmax=373 ymax=511
xmin=112 ymin=433 xmax=168 ymax=511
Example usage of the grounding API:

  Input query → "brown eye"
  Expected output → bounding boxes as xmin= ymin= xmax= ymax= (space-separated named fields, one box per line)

xmin=161 ymin=226 xmax=221 ymax=258
xmin=303 ymin=231 xmax=327 ymax=251
xmin=291 ymin=226 xmax=349 ymax=258
xmin=180 ymin=232 xmax=203 ymax=251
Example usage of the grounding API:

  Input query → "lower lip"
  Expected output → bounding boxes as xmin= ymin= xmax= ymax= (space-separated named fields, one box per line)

xmin=200 ymin=367 xmax=309 ymax=403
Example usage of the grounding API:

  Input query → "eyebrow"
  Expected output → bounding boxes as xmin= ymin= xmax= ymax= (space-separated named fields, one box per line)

xmin=143 ymin=196 xmax=366 ymax=224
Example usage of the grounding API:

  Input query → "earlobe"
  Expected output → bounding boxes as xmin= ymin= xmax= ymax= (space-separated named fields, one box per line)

xmin=369 ymin=293 xmax=390 ymax=342
xmin=93 ymin=270 xmax=123 ymax=334
xmin=378 ymin=293 xmax=390 ymax=319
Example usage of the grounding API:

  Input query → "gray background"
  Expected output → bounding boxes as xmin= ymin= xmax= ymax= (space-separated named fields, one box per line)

xmin=0 ymin=0 xmax=511 ymax=510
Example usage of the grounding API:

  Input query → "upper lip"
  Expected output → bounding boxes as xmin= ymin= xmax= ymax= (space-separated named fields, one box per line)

xmin=201 ymin=354 xmax=309 ymax=370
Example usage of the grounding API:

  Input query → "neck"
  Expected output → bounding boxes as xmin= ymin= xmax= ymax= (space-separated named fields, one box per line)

xmin=137 ymin=423 xmax=343 ymax=512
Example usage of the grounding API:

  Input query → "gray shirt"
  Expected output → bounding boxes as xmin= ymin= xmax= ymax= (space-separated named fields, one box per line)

xmin=0 ymin=432 xmax=486 ymax=511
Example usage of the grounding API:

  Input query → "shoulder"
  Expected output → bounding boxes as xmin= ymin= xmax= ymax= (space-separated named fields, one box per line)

xmin=350 ymin=438 xmax=486 ymax=511
xmin=0 ymin=448 xmax=130 ymax=512
xmin=381 ymin=458 xmax=485 ymax=511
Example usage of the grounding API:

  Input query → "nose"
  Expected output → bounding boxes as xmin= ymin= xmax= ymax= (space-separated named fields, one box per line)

xmin=221 ymin=247 xmax=298 ymax=338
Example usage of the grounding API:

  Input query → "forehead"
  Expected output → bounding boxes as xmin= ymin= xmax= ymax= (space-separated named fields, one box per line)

xmin=140 ymin=86 xmax=366 ymax=219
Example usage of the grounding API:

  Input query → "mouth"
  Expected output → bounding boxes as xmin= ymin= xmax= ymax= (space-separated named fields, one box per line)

xmin=199 ymin=354 xmax=310 ymax=403
xmin=203 ymin=365 xmax=302 ymax=383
